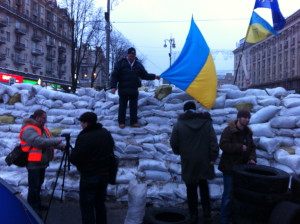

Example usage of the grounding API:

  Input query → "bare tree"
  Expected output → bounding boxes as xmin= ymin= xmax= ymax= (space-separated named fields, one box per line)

xmin=58 ymin=0 xmax=105 ymax=92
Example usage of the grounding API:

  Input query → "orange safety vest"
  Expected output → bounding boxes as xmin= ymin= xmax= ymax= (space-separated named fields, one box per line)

xmin=19 ymin=125 xmax=53 ymax=162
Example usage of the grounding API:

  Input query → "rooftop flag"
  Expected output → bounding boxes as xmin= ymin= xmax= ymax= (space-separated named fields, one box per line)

xmin=160 ymin=17 xmax=217 ymax=109
xmin=254 ymin=0 xmax=286 ymax=30
xmin=245 ymin=11 xmax=279 ymax=43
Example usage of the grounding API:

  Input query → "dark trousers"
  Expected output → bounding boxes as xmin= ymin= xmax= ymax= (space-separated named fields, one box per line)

xmin=118 ymin=94 xmax=138 ymax=125
xmin=186 ymin=179 xmax=211 ymax=217
xmin=79 ymin=174 xmax=109 ymax=224
xmin=27 ymin=168 xmax=46 ymax=211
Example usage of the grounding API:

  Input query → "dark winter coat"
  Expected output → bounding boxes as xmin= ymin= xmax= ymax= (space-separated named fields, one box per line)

xmin=70 ymin=123 xmax=115 ymax=177
xmin=218 ymin=120 xmax=257 ymax=174
xmin=170 ymin=112 xmax=219 ymax=184
xmin=110 ymin=58 xmax=156 ymax=95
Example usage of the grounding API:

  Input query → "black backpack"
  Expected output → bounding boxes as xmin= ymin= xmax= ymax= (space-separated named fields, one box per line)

xmin=5 ymin=145 xmax=28 ymax=167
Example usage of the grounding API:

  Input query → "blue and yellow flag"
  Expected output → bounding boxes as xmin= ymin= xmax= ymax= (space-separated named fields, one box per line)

xmin=245 ymin=11 xmax=279 ymax=43
xmin=160 ymin=17 xmax=217 ymax=109
xmin=254 ymin=0 xmax=286 ymax=30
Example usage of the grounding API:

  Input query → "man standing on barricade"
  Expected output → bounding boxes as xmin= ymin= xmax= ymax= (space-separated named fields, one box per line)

xmin=218 ymin=109 xmax=257 ymax=224
xmin=170 ymin=101 xmax=219 ymax=223
xmin=110 ymin=47 xmax=160 ymax=129
xmin=20 ymin=109 xmax=64 ymax=214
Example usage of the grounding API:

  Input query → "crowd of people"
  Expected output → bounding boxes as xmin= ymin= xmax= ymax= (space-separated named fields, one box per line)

xmin=18 ymin=48 xmax=256 ymax=224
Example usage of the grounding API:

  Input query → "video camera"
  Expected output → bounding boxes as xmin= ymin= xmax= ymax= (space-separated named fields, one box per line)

xmin=61 ymin=133 xmax=71 ymax=141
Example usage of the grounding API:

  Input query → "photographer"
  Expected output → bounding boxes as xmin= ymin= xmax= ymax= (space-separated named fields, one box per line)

xmin=20 ymin=109 xmax=64 ymax=214
xmin=70 ymin=112 xmax=115 ymax=224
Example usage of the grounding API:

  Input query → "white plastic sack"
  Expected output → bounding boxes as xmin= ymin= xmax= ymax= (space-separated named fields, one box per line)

xmin=124 ymin=179 xmax=147 ymax=224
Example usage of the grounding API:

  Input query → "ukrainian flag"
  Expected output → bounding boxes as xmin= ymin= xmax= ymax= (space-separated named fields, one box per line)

xmin=160 ymin=17 xmax=217 ymax=109
xmin=245 ymin=11 xmax=279 ymax=43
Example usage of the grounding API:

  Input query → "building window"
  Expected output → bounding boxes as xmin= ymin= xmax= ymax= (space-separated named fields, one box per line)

xmin=5 ymin=48 xmax=9 ymax=57
xmin=6 ymin=32 xmax=10 ymax=41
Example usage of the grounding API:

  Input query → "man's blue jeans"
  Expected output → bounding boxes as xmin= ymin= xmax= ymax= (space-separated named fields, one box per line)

xmin=220 ymin=174 xmax=233 ymax=223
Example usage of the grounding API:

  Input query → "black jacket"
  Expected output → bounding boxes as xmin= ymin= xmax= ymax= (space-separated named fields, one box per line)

xmin=111 ymin=58 xmax=156 ymax=95
xmin=70 ymin=123 xmax=115 ymax=177
xmin=170 ymin=112 xmax=219 ymax=184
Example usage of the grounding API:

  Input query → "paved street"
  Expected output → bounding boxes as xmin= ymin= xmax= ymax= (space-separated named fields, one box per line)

xmin=40 ymin=199 xmax=222 ymax=224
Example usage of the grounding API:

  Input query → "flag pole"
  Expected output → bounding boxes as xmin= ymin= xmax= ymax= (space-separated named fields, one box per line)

xmin=233 ymin=41 xmax=246 ymax=85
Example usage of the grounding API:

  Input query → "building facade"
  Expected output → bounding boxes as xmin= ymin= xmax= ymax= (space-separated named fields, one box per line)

xmin=0 ymin=0 xmax=72 ymax=89
xmin=233 ymin=9 xmax=300 ymax=91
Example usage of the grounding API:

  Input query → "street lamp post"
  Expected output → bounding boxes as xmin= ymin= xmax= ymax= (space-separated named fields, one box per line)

xmin=163 ymin=37 xmax=176 ymax=67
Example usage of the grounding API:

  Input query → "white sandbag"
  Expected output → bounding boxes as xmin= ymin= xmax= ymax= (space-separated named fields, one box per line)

xmin=138 ymin=159 xmax=168 ymax=172
xmin=164 ymin=103 xmax=185 ymax=111
xmin=158 ymin=125 xmax=172 ymax=134
xmin=174 ymin=184 xmax=187 ymax=200
xmin=218 ymin=84 xmax=240 ymax=90
xmin=212 ymin=116 xmax=225 ymax=125
xmin=257 ymin=95 xmax=281 ymax=106
xmin=245 ymin=89 xmax=268 ymax=97
xmin=219 ymin=89 xmax=246 ymax=99
xmin=60 ymin=117 xmax=75 ymax=125
xmin=270 ymin=116 xmax=298 ymax=129
xmin=257 ymin=136 xmax=280 ymax=154
xmin=73 ymin=100 xmax=89 ymax=109
xmin=154 ymin=143 xmax=172 ymax=154
xmin=153 ymin=133 xmax=169 ymax=144
xmin=209 ymin=184 xmax=223 ymax=200
xmin=2 ymin=94 xmax=10 ymax=104
xmin=250 ymin=123 xmax=275 ymax=138
xmin=105 ymin=91 xmax=119 ymax=104
xmin=274 ymin=128 xmax=294 ymax=137
xmin=116 ymin=168 xmax=138 ymax=184
xmin=265 ymin=87 xmax=288 ymax=98
xmin=224 ymin=96 xmax=257 ymax=108
xmin=125 ymin=144 xmax=143 ymax=153
xmin=212 ymin=94 xmax=226 ymax=109
xmin=280 ymin=106 xmax=300 ymax=116
xmin=210 ymin=108 xmax=237 ymax=117
xmin=62 ymin=102 xmax=76 ymax=110
xmin=158 ymin=183 xmax=178 ymax=200
xmin=250 ymin=105 xmax=281 ymax=124
xmin=142 ymin=143 xmax=157 ymax=152
xmin=282 ymin=97 xmax=300 ymax=108
xmin=276 ymin=136 xmax=294 ymax=147
xmin=142 ymin=170 xmax=172 ymax=181
xmin=274 ymin=149 xmax=300 ymax=173
xmin=257 ymin=158 xmax=271 ymax=166
xmin=144 ymin=117 xmax=171 ymax=125
xmin=124 ymin=179 xmax=147 ymax=224
xmin=52 ymin=100 xmax=64 ymax=108
xmin=169 ymin=162 xmax=181 ymax=175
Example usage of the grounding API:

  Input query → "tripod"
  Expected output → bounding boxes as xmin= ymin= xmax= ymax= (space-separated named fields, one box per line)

xmin=44 ymin=133 xmax=73 ymax=223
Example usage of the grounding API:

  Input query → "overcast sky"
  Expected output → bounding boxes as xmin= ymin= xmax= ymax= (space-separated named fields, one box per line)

xmin=97 ymin=0 xmax=299 ymax=76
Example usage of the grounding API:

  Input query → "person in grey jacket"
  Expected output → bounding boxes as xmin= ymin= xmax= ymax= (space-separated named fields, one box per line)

xmin=170 ymin=101 xmax=219 ymax=223
xmin=20 ymin=109 xmax=64 ymax=213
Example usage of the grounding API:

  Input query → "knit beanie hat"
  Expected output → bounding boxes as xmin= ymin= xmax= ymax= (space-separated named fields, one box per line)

xmin=237 ymin=110 xmax=251 ymax=118
xmin=78 ymin=112 xmax=97 ymax=124
xmin=127 ymin=47 xmax=136 ymax=55
xmin=183 ymin=101 xmax=196 ymax=112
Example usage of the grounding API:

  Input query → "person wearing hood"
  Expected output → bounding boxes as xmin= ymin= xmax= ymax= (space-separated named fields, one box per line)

xmin=110 ymin=47 xmax=160 ymax=129
xmin=170 ymin=101 xmax=219 ymax=223
xmin=70 ymin=112 xmax=115 ymax=224
xmin=20 ymin=109 xmax=64 ymax=213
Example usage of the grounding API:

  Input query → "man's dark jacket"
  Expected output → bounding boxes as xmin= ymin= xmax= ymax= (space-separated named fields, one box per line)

xmin=218 ymin=120 xmax=256 ymax=174
xmin=111 ymin=58 xmax=156 ymax=95
xmin=170 ymin=112 xmax=219 ymax=184
xmin=70 ymin=123 xmax=115 ymax=177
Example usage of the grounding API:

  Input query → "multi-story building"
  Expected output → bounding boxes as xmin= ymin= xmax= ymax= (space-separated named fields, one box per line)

xmin=0 ymin=0 xmax=72 ymax=89
xmin=233 ymin=9 xmax=300 ymax=91
xmin=78 ymin=47 xmax=105 ymax=89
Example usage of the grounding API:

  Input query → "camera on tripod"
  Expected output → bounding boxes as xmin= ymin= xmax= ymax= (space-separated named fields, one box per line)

xmin=61 ymin=133 xmax=71 ymax=141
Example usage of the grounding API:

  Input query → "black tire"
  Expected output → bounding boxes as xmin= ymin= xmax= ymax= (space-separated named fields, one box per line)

xmin=232 ymin=198 xmax=274 ymax=222
xmin=268 ymin=201 xmax=300 ymax=224
xmin=144 ymin=207 xmax=191 ymax=224
xmin=233 ymin=186 xmax=289 ymax=206
xmin=232 ymin=164 xmax=290 ymax=194
xmin=291 ymin=174 xmax=300 ymax=203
